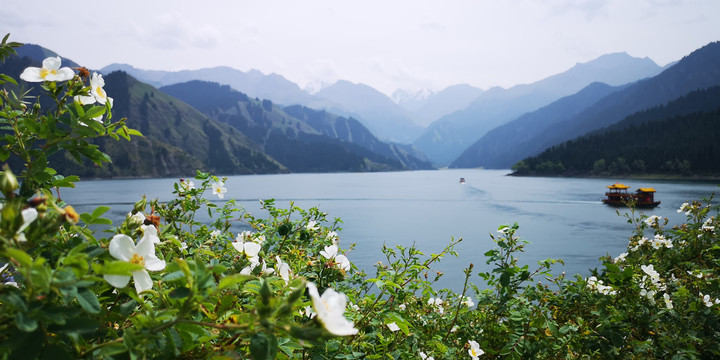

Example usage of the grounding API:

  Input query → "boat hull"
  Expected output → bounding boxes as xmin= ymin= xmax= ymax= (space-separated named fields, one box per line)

xmin=602 ymin=199 xmax=661 ymax=208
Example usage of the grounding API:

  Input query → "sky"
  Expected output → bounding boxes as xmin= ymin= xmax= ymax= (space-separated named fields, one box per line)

xmin=2 ymin=0 xmax=720 ymax=97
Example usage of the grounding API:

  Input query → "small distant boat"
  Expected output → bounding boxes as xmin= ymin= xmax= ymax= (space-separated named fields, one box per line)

xmin=602 ymin=183 xmax=660 ymax=208
xmin=459 ymin=177 xmax=466 ymax=184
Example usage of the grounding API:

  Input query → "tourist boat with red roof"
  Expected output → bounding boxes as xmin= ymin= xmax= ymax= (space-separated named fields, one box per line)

xmin=603 ymin=183 xmax=660 ymax=208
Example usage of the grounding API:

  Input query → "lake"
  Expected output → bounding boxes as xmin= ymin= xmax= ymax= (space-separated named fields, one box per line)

xmin=62 ymin=169 xmax=719 ymax=292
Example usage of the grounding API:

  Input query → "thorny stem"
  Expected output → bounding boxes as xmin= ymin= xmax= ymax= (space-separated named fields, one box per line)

xmin=80 ymin=338 xmax=124 ymax=357
xmin=445 ymin=264 xmax=473 ymax=341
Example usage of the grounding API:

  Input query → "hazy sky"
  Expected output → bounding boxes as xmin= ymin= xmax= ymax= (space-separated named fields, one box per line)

xmin=3 ymin=0 xmax=719 ymax=96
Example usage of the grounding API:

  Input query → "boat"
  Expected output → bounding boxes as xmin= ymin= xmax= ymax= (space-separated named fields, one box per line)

xmin=602 ymin=183 xmax=660 ymax=208
xmin=459 ymin=177 xmax=466 ymax=184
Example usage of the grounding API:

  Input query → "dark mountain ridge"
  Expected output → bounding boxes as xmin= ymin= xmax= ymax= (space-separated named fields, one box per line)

xmin=512 ymin=85 xmax=720 ymax=177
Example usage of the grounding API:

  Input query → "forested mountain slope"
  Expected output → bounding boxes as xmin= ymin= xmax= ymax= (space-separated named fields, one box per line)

xmin=512 ymin=86 xmax=720 ymax=177
xmin=1 ymin=48 xmax=286 ymax=177
xmin=474 ymin=41 xmax=720 ymax=171
xmin=160 ymin=81 xmax=432 ymax=172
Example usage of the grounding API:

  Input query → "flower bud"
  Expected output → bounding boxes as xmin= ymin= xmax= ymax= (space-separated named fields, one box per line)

xmin=260 ymin=280 xmax=272 ymax=306
xmin=0 ymin=166 xmax=19 ymax=195
xmin=134 ymin=196 xmax=147 ymax=213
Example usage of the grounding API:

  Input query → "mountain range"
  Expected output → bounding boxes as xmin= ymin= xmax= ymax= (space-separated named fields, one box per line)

xmin=2 ymin=45 xmax=431 ymax=177
xmin=452 ymin=41 xmax=720 ymax=169
xmin=412 ymin=52 xmax=665 ymax=165
xmin=5 ymin=39 xmax=720 ymax=179
xmin=102 ymin=64 xmax=479 ymax=144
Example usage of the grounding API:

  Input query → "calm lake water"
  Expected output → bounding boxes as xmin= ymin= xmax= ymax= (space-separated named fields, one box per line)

xmin=62 ymin=169 xmax=719 ymax=292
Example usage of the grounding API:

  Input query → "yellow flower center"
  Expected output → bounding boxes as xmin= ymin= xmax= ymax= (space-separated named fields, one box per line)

xmin=39 ymin=68 xmax=56 ymax=79
xmin=130 ymin=253 xmax=145 ymax=266
xmin=96 ymin=86 xmax=106 ymax=99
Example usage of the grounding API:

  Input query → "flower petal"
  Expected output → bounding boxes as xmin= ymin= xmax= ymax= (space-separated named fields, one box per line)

xmin=140 ymin=225 xmax=161 ymax=244
xmin=135 ymin=232 xmax=157 ymax=257
xmin=244 ymin=242 xmax=261 ymax=258
xmin=74 ymin=94 xmax=96 ymax=105
xmin=42 ymin=56 xmax=61 ymax=70
xmin=144 ymin=254 xmax=166 ymax=272
xmin=322 ymin=315 xmax=359 ymax=336
xmin=104 ymin=274 xmax=131 ymax=288
xmin=19 ymin=67 xmax=44 ymax=82
xmin=320 ymin=245 xmax=338 ymax=259
xmin=321 ymin=287 xmax=348 ymax=312
xmin=231 ymin=242 xmax=244 ymax=253
xmin=132 ymin=270 xmax=153 ymax=293
xmin=19 ymin=208 xmax=38 ymax=233
xmin=108 ymin=234 xmax=136 ymax=262
xmin=49 ymin=67 xmax=74 ymax=82
xmin=306 ymin=282 xmax=324 ymax=315
xmin=335 ymin=254 xmax=350 ymax=271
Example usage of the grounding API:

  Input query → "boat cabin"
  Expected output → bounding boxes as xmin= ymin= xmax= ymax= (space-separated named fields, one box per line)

xmin=602 ymin=183 xmax=660 ymax=208
xmin=635 ymin=188 xmax=660 ymax=207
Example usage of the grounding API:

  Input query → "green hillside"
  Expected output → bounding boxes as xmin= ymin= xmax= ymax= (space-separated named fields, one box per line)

xmin=65 ymin=71 xmax=286 ymax=177
xmin=160 ymin=81 xmax=432 ymax=172
xmin=1 ymin=50 xmax=287 ymax=178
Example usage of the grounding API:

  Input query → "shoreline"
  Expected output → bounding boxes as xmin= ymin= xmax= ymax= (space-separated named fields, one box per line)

xmin=507 ymin=172 xmax=720 ymax=183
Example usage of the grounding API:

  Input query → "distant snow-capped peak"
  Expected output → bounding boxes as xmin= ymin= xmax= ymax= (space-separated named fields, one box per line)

xmin=391 ymin=88 xmax=435 ymax=104
xmin=304 ymin=80 xmax=334 ymax=95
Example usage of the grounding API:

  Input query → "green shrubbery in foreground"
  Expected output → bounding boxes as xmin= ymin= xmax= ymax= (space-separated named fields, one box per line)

xmin=1 ymin=36 xmax=719 ymax=359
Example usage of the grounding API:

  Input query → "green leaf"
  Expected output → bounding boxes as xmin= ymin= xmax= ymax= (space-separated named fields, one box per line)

xmin=276 ymin=337 xmax=303 ymax=356
xmin=218 ymin=273 xmax=254 ymax=290
xmin=94 ymin=342 xmax=127 ymax=357
xmin=91 ymin=206 xmax=110 ymax=219
xmin=126 ymin=128 xmax=143 ymax=137
xmin=250 ymin=332 xmax=278 ymax=360
xmin=15 ymin=311 xmax=38 ymax=332
xmin=84 ymin=106 xmax=106 ymax=120
xmin=3 ymin=248 xmax=33 ymax=268
xmin=168 ymin=287 xmax=192 ymax=299
xmin=500 ymin=271 xmax=511 ymax=288
xmin=0 ymin=74 xmax=17 ymax=85
xmin=50 ymin=317 xmax=100 ymax=335
xmin=162 ymin=271 xmax=186 ymax=282
xmin=76 ymin=288 xmax=101 ymax=314
xmin=51 ymin=175 xmax=80 ymax=188
xmin=102 ymin=260 xmax=145 ymax=276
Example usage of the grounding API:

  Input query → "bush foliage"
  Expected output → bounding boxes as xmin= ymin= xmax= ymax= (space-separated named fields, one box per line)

xmin=1 ymin=36 xmax=719 ymax=359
